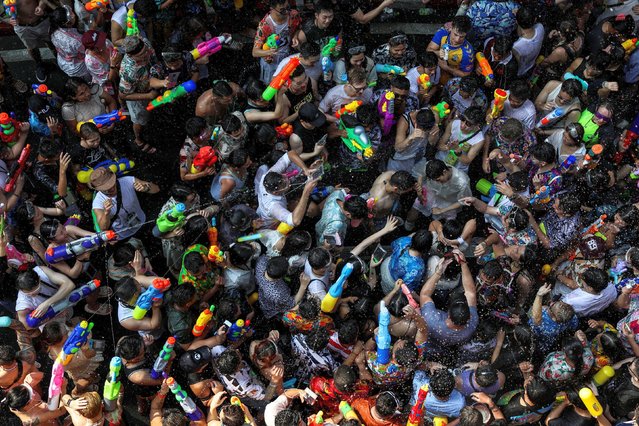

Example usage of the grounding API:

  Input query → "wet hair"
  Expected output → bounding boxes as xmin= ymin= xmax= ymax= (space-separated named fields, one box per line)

xmin=599 ymin=331 xmax=624 ymax=362
xmin=263 ymin=172 xmax=287 ymax=193
xmin=582 ymin=268 xmax=609 ymax=293
xmin=557 ymin=193 xmax=581 ymax=216
xmin=228 ymin=243 xmax=254 ymax=266
xmin=77 ymin=391 xmax=102 ymax=419
xmin=299 ymin=41 xmax=320 ymax=58
xmin=334 ymin=364 xmax=358 ymax=392
xmin=226 ymin=148 xmax=249 ymax=168
xmin=337 ymin=320 xmax=359 ymax=345
xmin=178 ymin=16 xmax=206 ymax=41
xmin=509 ymin=171 xmax=529 ymax=192
xmin=220 ymin=404 xmax=245 ymax=426
xmin=308 ymin=247 xmax=331 ymax=269
xmin=449 ymin=299 xmax=471 ymax=326
xmin=163 ymin=409 xmax=188 ymax=426
xmin=452 ymin=15 xmax=472 ymax=33
xmin=38 ymin=138 xmax=62 ymax=159
xmin=6 ymin=385 xmax=30 ymax=410
xmin=266 ymin=256 xmax=288 ymax=279
xmin=525 ymin=377 xmax=554 ymax=406
xmin=389 ymin=170 xmax=416 ymax=191
xmin=172 ymin=283 xmax=196 ymax=307
xmin=244 ymin=78 xmax=267 ymax=102
xmin=185 ymin=116 xmax=208 ymax=138
xmin=556 ymin=20 xmax=579 ymax=45
xmin=314 ymin=0 xmax=334 ymax=14
xmin=587 ymin=53 xmax=611 ymax=72
xmin=116 ymin=335 xmax=144 ymax=361
xmin=290 ymin=65 xmax=306 ymax=81
xmin=417 ymin=51 xmax=439 ymax=69
xmin=299 ymin=297 xmax=320 ymax=320
xmin=183 ymin=250 xmax=205 ymax=273
xmin=216 ymin=350 xmax=241 ymax=375
xmin=62 ymin=76 xmax=91 ymax=102
xmin=459 ymin=407 xmax=483 ymax=426
xmin=376 ymin=392 xmax=399 ymax=417
xmin=516 ymin=5 xmax=536 ymax=29
xmin=180 ymin=215 xmax=210 ymax=248
xmin=627 ymin=247 xmax=639 ymax=270
xmin=430 ymin=369 xmax=455 ymax=398
xmin=390 ymin=75 xmax=410 ymax=91
xmin=211 ymin=80 xmax=233 ymax=98
xmin=500 ymin=118 xmax=524 ymax=141
xmin=509 ymin=80 xmax=531 ymax=101
xmin=425 ymin=159 xmax=449 ymax=180
xmin=552 ymin=301 xmax=576 ymax=323
xmin=416 ymin=108 xmax=436 ymax=130
xmin=16 ymin=270 xmax=40 ymax=293
xmin=356 ymin=104 xmax=378 ymax=127
xmin=565 ymin=387 xmax=587 ymax=410
xmin=463 ymin=106 xmax=485 ymax=127
xmin=474 ymin=319 xmax=499 ymax=343
xmin=274 ymin=409 xmax=302 ymax=426
xmin=253 ymin=339 xmax=277 ymax=362
xmin=459 ymin=76 xmax=479 ymax=93
xmin=343 ymin=196 xmax=368 ymax=219
xmin=560 ymin=79 xmax=583 ymax=98
xmin=530 ymin=142 xmax=556 ymax=164
xmin=493 ymin=36 xmax=514 ymax=55
xmin=507 ymin=208 xmax=529 ymax=231
xmin=280 ymin=230 xmax=312 ymax=258
xmin=114 ymin=277 xmax=139 ymax=307
xmin=41 ymin=321 xmax=66 ymax=346
xmin=482 ymin=260 xmax=503 ymax=280
xmin=474 ymin=364 xmax=499 ymax=387
xmin=255 ymin=124 xmax=278 ymax=148
xmin=216 ymin=298 xmax=239 ymax=324
xmin=221 ymin=114 xmax=242 ymax=134
xmin=40 ymin=218 xmax=61 ymax=241
xmin=562 ymin=337 xmax=585 ymax=377
xmin=306 ymin=327 xmax=329 ymax=352
xmin=79 ymin=121 xmax=100 ymax=138
xmin=0 ymin=346 xmax=16 ymax=364
xmin=395 ymin=342 xmax=418 ymax=365
xmin=347 ymin=68 xmax=367 ymax=86
xmin=411 ymin=229 xmax=433 ymax=253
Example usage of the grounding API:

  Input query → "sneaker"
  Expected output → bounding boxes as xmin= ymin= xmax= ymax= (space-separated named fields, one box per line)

xmin=84 ymin=303 xmax=112 ymax=316
xmin=35 ymin=64 xmax=48 ymax=83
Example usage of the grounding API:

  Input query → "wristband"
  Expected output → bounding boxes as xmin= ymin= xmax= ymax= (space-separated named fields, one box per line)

xmin=456 ymin=237 xmax=465 ymax=245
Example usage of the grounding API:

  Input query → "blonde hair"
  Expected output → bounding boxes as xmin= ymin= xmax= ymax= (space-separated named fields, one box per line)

xmin=77 ymin=391 xmax=102 ymax=419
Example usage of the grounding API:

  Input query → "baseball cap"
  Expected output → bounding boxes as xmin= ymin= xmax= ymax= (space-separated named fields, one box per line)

xmin=89 ymin=167 xmax=116 ymax=192
xmin=81 ymin=30 xmax=107 ymax=50
xmin=578 ymin=235 xmax=606 ymax=259
xmin=122 ymin=35 xmax=145 ymax=55
xmin=179 ymin=347 xmax=212 ymax=373
xmin=299 ymin=103 xmax=326 ymax=128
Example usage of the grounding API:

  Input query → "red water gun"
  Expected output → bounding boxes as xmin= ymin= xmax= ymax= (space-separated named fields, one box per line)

xmin=190 ymin=146 xmax=218 ymax=174
xmin=4 ymin=144 xmax=31 ymax=193
xmin=276 ymin=123 xmax=293 ymax=138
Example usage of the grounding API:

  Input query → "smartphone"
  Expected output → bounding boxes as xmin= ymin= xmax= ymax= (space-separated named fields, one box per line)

xmin=219 ymin=320 xmax=232 ymax=334
xmin=324 ymin=234 xmax=337 ymax=246
xmin=304 ymin=387 xmax=318 ymax=404
xmin=372 ymin=244 xmax=387 ymax=263
xmin=309 ymin=166 xmax=324 ymax=181
xmin=315 ymin=134 xmax=328 ymax=147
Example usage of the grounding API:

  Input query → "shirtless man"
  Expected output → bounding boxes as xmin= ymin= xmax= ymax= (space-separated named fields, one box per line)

xmin=195 ymin=80 xmax=244 ymax=125
xmin=0 ymin=344 xmax=40 ymax=394
xmin=9 ymin=0 xmax=59 ymax=82
xmin=368 ymin=170 xmax=416 ymax=228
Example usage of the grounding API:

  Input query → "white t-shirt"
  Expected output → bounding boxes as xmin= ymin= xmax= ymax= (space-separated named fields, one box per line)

xmin=435 ymin=119 xmax=484 ymax=173
xmin=406 ymin=66 xmax=441 ymax=97
xmin=92 ymin=176 xmax=145 ymax=239
xmin=275 ymin=54 xmax=322 ymax=82
xmin=304 ymin=260 xmax=330 ymax=300
xmin=546 ymin=130 xmax=587 ymax=165
xmin=256 ymin=153 xmax=294 ymax=229
xmin=513 ymin=23 xmax=545 ymax=76
xmin=15 ymin=266 xmax=72 ymax=329
xmin=210 ymin=345 xmax=266 ymax=400
xmin=503 ymin=98 xmax=537 ymax=130
xmin=117 ymin=301 xmax=162 ymax=341
xmin=562 ymin=283 xmax=617 ymax=317
xmin=318 ymin=84 xmax=372 ymax=115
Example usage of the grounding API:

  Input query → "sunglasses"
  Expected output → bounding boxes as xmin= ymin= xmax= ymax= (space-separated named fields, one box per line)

xmin=594 ymin=111 xmax=611 ymax=123
xmin=348 ymin=45 xmax=366 ymax=55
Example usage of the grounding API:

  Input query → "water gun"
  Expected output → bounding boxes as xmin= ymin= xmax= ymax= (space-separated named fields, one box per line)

xmin=321 ymin=37 xmax=339 ymax=82
xmin=622 ymin=38 xmax=638 ymax=55
xmin=147 ymin=80 xmax=196 ymax=111
xmin=190 ymin=146 xmax=218 ymax=174
xmin=4 ymin=143 xmax=31 ymax=193
xmin=103 ymin=357 xmax=122 ymax=414
xmin=581 ymin=144 xmax=603 ymax=168
xmin=208 ymin=245 xmax=224 ymax=264
xmin=401 ymin=283 xmax=420 ymax=309
xmin=237 ymin=233 xmax=262 ymax=242
xmin=26 ymin=279 xmax=100 ymax=328
xmin=76 ymin=109 xmax=127 ymax=132
xmin=376 ymin=301 xmax=392 ymax=365
xmin=490 ymin=89 xmax=508 ymax=119
xmin=592 ymin=365 xmax=615 ymax=386
xmin=48 ymin=321 xmax=94 ymax=410
xmin=434 ymin=417 xmax=448 ymax=426
xmin=622 ymin=112 xmax=639 ymax=149
xmin=579 ymin=387 xmax=603 ymax=417
xmin=418 ymin=73 xmax=431 ymax=90
xmin=581 ymin=214 xmax=606 ymax=236
xmin=208 ymin=217 xmax=218 ymax=246
xmin=0 ymin=112 xmax=20 ymax=144
xmin=432 ymin=101 xmax=450 ymax=119
xmin=154 ymin=203 xmax=186 ymax=234
xmin=529 ymin=185 xmax=551 ymax=205
xmin=321 ymin=36 xmax=339 ymax=58
xmin=190 ymin=35 xmax=230 ymax=60
xmin=407 ymin=385 xmax=429 ymax=426
xmin=262 ymin=33 xmax=283 ymax=51
xmin=339 ymin=119 xmax=374 ymax=159
xmin=375 ymin=64 xmax=405 ymax=75
xmin=339 ymin=401 xmax=360 ymax=421
xmin=166 ymin=376 xmax=204 ymax=421
xmin=335 ymin=100 xmax=362 ymax=119
xmin=564 ymin=72 xmax=589 ymax=91
xmin=45 ymin=230 xmax=116 ymax=264
xmin=309 ymin=411 xmax=324 ymax=426
xmin=263 ymin=57 xmax=300 ymax=101
xmin=126 ymin=8 xmax=138 ymax=36
xmin=475 ymin=53 xmax=494 ymax=82
xmin=475 ymin=178 xmax=503 ymax=204
xmin=560 ymin=155 xmax=577 ymax=173
xmin=378 ymin=91 xmax=396 ymax=135
xmin=230 ymin=396 xmax=250 ymax=424
xmin=132 ymin=278 xmax=171 ymax=320
xmin=321 ymin=263 xmax=355 ymax=312
xmin=610 ymin=260 xmax=627 ymax=286
xmin=3 ymin=0 xmax=16 ymax=19
xmin=275 ymin=123 xmax=293 ymax=138
xmin=32 ymin=84 xmax=62 ymax=107
xmin=76 ymin=158 xmax=135 ymax=183
xmin=150 ymin=336 xmax=176 ymax=379
xmin=536 ymin=107 xmax=565 ymax=128
xmin=227 ymin=319 xmax=251 ymax=341
xmin=192 ymin=304 xmax=215 ymax=337
xmin=85 ymin=0 xmax=109 ymax=11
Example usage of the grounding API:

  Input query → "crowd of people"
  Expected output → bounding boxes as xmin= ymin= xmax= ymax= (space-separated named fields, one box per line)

xmin=3 ymin=0 xmax=639 ymax=424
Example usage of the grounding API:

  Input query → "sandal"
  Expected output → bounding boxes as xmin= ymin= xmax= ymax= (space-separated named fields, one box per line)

xmin=84 ymin=303 xmax=112 ymax=316
xmin=134 ymin=140 xmax=157 ymax=154
xmin=97 ymin=286 xmax=113 ymax=299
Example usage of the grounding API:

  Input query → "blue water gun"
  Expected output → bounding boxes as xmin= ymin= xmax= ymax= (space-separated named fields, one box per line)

xmin=376 ymin=301 xmax=391 ymax=365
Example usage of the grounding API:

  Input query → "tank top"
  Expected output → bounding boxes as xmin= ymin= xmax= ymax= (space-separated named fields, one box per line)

xmin=285 ymin=85 xmax=314 ymax=114
xmin=392 ymin=113 xmax=421 ymax=161
xmin=292 ymin=119 xmax=325 ymax=160
xmin=577 ymin=109 xmax=600 ymax=147
xmin=541 ymin=84 xmax=580 ymax=130
xmin=210 ymin=167 xmax=245 ymax=201
xmin=122 ymin=359 xmax=158 ymax=397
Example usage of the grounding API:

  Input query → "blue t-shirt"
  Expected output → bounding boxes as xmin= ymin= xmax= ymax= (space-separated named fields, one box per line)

xmin=529 ymin=307 xmax=579 ymax=353
xmin=431 ymin=28 xmax=474 ymax=73
xmin=411 ymin=371 xmax=466 ymax=418
xmin=388 ymin=236 xmax=426 ymax=291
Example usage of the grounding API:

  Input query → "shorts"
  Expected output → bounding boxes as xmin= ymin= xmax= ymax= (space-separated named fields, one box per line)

xmin=13 ymin=18 xmax=50 ymax=50
xmin=125 ymin=100 xmax=150 ymax=125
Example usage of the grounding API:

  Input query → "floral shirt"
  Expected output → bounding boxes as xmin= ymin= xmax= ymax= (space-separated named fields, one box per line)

xmin=388 ymin=236 xmax=426 ymax=292
xmin=466 ymin=0 xmax=518 ymax=41
xmin=528 ymin=166 xmax=562 ymax=197
xmin=118 ymin=39 xmax=158 ymax=95
xmin=539 ymin=347 xmax=595 ymax=382
xmin=618 ymin=292 xmax=639 ymax=352
xmin=366 ymin=341 xmax=427 ymax=386
xmin=542 ymin=210 xmax=580 ymax=250
xmin=281 ymin=310 xmax=334 ymax=333
xmin=253 ymin=10 xmax=302 ymax=65
xmin=51 ymin=28 xmax=88 ymax=78
xmin=487 ymin=116 xmax=537 ymax=171
xmin=85 ymin=40 xmax=115 ymax=87
xmin=529 ymin=307 xmax=579 ymax=353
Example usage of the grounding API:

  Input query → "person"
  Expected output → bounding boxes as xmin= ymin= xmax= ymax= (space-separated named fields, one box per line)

xmin=49 ymin=6 xmax=91 ymax=81
xmin=333 ymin=42 xmax=377 ymax=87
xmin=372 ymin=31 xmax=417 ymax=78
xmin=512 ymin=5 xmax=545 ymax=77
xmin=530 ymin=283 xmax=580 ymax=353
xmin=443 ymin=76 xmax=488 ymax=118
xmin=314 ymin=190 xmax=368 ymax=247
xmin=294 ymin=0 xmax=342 ymax=48
xmin=319 ymin=68 xmax=373 ymax=120
xmin=539 ymin=336 xmax=595 ymax=383
xmin=410 ymin=368 xmax=466 ymax=418
xmin=389 ymin=108 xmax=439 ymax=173
xmin=406 ymin=52 xmax=441 ymax=106
xmin=351 ymin=391 xmax=404 ymax=426
xmin=274 ymin=42 xmax=322 ymax=86
xmin=481 ymin=36 xmax=519 ymax=90
xmin=427 ymin=16 xmax=475 ymax=81
xmin=61 ymin=77 xmax=118 ymax=134
xmin=195 ymin=80 xmax=243 ymax=126
xmin=256 ymin=256 xmax=309 ymax=321
xmin=546 ymin=122 xmax=587 ymax=167
xmin=210 ymin=148 xmax=252 ymax=202
xmin=380 ymin=229 xmax=432 ymax=294
xmin=81 ymin=30 xmax=117 ymax=94
xmin=436 ymin=105 xmax=486 ymax=174
xmin=417 ymin=159 xmax=472 ymax=221
xmin=561 ymin=267 xmax=617 ymax=317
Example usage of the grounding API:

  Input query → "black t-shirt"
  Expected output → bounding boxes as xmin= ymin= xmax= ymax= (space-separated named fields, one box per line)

xmin=604 ymin=373 xmax=639 ymax=420
xmin=302 ymin=19 xmax=341 ymax=48
xmin=292 ymin=118 xmax=326 ymax=157
xmin=67 ymin=143 xmax=110 ymax=169
xmin=548 ymin=406 xmax=596 ymax=426
xmin=285 ymin=85 xmax=315 ymax=114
